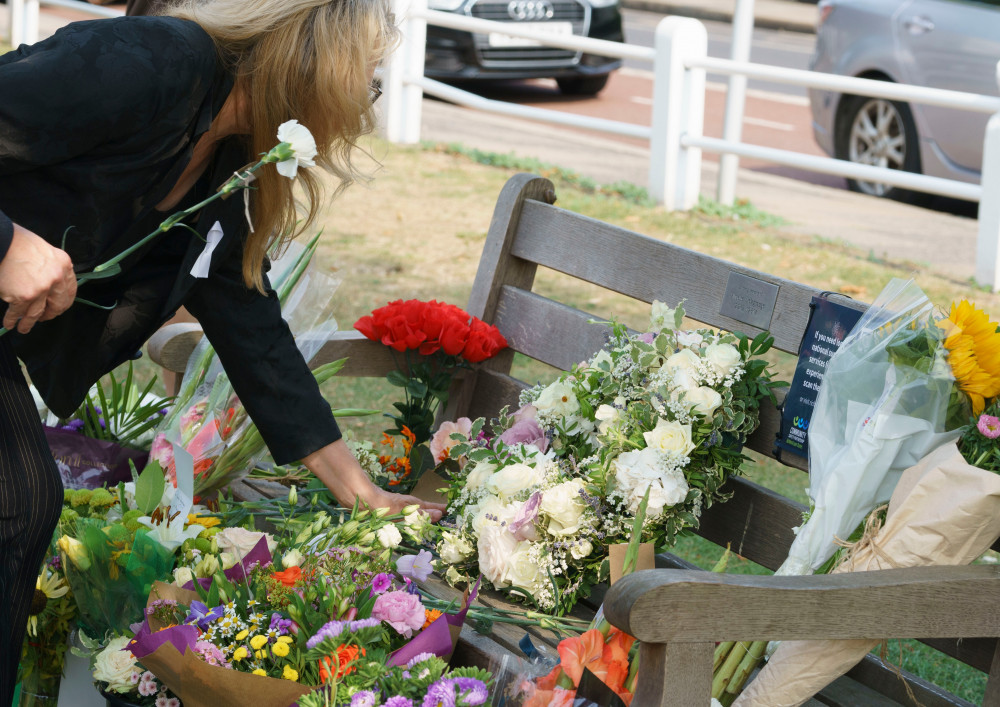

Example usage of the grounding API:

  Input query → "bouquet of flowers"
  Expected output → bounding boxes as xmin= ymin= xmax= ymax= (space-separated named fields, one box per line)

xmin=433 ymin=301 xmax=784 ymax=614
xmin=354 ymin=299 xmax=507 ymax=490
xmin=150 ymin=235 xmax=356 ymax=497
xmin=126 ymin=507 xmax=493 ymax=707
xmin=716 ymin=284 xmax=1000 ymax=706
xmin=91 ymin=635 xmax=181 ymax=706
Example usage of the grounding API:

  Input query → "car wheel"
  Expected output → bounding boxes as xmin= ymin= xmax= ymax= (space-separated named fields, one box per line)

xmin=556 ymin=74 xmax=610 ymax=96
xmin=835 ymin=93 xmax=923 ymax=202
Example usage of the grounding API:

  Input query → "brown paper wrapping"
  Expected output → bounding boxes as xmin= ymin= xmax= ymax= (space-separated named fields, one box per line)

xmin=139 ymin=582 xmax=313 ymax=707
xmin=734 ymin=443 xmax=1000 ymax=707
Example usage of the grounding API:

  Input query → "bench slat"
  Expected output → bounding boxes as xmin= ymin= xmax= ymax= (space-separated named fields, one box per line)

xmin=846 ymin=656 xmax=977 ymax=707
xmin=510 ymin=200 xmax=867 ymax=355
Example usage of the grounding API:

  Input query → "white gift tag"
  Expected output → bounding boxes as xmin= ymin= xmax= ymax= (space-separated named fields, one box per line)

xmin=170 ymin=442 xmax=195 ymax=518
xmin=189 ymin=221 xmax=224 ymax=278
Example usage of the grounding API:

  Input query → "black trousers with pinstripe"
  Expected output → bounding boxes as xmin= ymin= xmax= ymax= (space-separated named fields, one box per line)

xmin=0 ymin=336 xmax=63 ymax=706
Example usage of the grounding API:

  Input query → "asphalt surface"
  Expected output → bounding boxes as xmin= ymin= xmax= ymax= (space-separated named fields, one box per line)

xmin=2 ymin=0 xmax=985 ymax=286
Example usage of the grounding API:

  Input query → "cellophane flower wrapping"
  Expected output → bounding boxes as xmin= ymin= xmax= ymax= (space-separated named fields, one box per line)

xmin=150 ymin=239 xmax=341 ymax=497
xmin=776 ymin=279 xmax=968 ymax=577
xmin=734 ymin=441 xmax=1000 ymax=707
xmin=434 ymin=301 xmax=783 ymax=614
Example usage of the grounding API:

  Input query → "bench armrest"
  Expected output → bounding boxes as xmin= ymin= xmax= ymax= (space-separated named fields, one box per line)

xmin=604 ymin=566 xmax=1000 ymax=643
xmin=146 ymin=324 xmax=402 ymax=377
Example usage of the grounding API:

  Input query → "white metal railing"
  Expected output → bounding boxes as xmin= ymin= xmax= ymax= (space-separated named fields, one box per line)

xmin=383 ymin=1 xmax=1000 ymax=290
xmin=8 ymin=0 xmax=123 ymax=46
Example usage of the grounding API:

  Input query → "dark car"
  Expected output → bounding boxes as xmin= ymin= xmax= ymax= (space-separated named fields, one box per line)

xmin=424 ymin=0 xmax=624 ymax=96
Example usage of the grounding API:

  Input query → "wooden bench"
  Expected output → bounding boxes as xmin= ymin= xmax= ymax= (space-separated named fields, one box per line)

xmin=148 ymin=173 xmax=1000 ymax=706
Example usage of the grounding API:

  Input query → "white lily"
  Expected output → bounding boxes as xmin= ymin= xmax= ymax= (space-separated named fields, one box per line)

xmin=274 ymin=120 xmax=317 ymax=178
xmin=137 ymin=512 xmax=203 ymax=552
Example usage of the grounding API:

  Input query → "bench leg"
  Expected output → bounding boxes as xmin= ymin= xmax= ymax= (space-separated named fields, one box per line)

xmin=634 ymin=640 xmax=714 ymax=707
xmin=985 ymin=641 xmax=1000 ymax=707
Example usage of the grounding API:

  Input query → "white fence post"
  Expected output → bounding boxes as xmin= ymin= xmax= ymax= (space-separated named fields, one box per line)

xmin=383 ymin=0 xmax=427 ymax=144
xmin=976 ymin=62 xmax=1000 ymax=291
xmin=24 ymin=0 xmax=40 ymax=45
xmin=717 ymin=0 xmax=754 ymax=206
xmin=648 ymin=17 xmax=707 ymax=210
xmin=9 ymin=0 xmax=24 ymax=47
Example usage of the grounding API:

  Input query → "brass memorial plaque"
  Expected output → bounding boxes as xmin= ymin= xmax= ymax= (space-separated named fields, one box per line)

xmin=719 ymin=272 xmax=779 ymax=329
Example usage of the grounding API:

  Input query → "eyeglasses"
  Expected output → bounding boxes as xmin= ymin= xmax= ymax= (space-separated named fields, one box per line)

xmin=369 ymin=79 xmax=383 ymax=105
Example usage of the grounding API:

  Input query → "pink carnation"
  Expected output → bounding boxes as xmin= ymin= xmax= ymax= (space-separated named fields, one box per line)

xmin=193 ymin=640 xmax=230 ymax=669
xmin=430 ymin=418 xmax=473 ymax=463
xmin=978 ymin=414 xmax=1000 ymax=439
xmin=372 ymin=590 xmax=426 ymax=638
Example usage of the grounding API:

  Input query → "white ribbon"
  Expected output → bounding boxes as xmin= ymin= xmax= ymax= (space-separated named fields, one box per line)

xmin=190 ymin=221 xmax=224 ymax=278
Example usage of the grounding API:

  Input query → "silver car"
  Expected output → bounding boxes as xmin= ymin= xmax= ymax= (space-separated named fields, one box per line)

xmin=809 ymin=0 xmax=1000 ymax=200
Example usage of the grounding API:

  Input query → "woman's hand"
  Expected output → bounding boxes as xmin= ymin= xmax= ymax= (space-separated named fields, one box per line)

xmin=0 ymin=225 xmax=76 ymax=334
xmin=302 ymin=438 xmax=447 ymax=522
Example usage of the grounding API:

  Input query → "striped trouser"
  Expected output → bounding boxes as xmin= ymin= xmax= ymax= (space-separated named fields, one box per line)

xmin=0 ymin=337 xmax=62 ymax=706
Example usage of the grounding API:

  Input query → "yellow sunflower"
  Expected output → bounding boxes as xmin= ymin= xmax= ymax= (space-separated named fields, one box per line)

xmin=27 ymin=569 xmax=69 ymax=636
xmin=940 ymin=300 xmax=1000 ymax=414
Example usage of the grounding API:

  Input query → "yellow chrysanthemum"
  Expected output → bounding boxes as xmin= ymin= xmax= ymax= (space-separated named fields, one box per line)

xmin=271 ymin=641 xmax=290 ymax=658
xmin=282 ymin=665 xmax=299 ymax=682
xmin=252 ymin=669 xmax=267 ymax=677
xmin=232 ymin=646 xmax=248 ymax=661
xmin=276 ymin=636 xmax=293 ymax=644
xmin=187 ymin=514 xmax=221 ymax=528
xmin=941 ymin=301 xmax=1000 ymax=414
xmin=249 ymin=635 xmax=268 ymax=650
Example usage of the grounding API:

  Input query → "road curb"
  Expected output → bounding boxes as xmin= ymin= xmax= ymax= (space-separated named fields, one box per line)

xmin=620 ymin=0 xmax=817 ymax=34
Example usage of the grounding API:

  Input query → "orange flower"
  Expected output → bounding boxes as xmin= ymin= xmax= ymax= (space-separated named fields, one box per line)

xmin=318 ymin=644 xmax=365 ymax=682
xmin=423 ymin=609 xmax=443 ymax=629
xmin=271 ymin=566 xmax=302 ymax=587
xmin=557 ymin=629 xmax=605 ymax=687
xmin=534 ymin=665 xmax=562 ymax=692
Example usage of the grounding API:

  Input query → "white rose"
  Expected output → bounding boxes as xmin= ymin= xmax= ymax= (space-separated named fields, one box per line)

xmin=663 ymin=348 xmax=700 ymax=373
xmin=705 ymin=343 xmax=741 ymax=377
xmin=533 ymin=380 xmax=581 ymax=419
xmin=438 ymin=530 xmax=475 ymax=564
xmin=172 ymin=566 xmax=194 ymax=587
xmin=477 ymin=525 xmax=518 ymax=589
xmin=282 ymin=549 xmax=305 ymax=568
xmin=540 ymin=480 xmax=588 ymax=537
xmin=376 ymin=524 xmax=403 ymax=549
xmin=594 ymin=404 xmax=622 ymax=435
xmin=215 ymin=527 xmax=276 ymax=558
xmin=569 ymin=539 xmax=594 ymax=560
xmin=92 ymin=636 xmax=139 ymax=693
xmin=507 ymin=542 xmax=542 ymax=592
xmin=465 ymin=462 xmax=496 ymax=491
xmin=685 ymin=386 xmax=722 ymax=417
xmin=472 ymin=495 xmax=508 ymax=534
xmin=670 ymin=366 xmax=699 ymax=393
xmin=486 ymin=463 xmax=544 ymax=500
xmin=643 ymin=418 xmax=696 ymax=456
xmin=612 ymin=447 xmax=689 ymax=515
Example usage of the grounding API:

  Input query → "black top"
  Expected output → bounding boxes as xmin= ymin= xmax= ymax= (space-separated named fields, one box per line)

xmin=0 ymin=16 xmax=341 ymax=464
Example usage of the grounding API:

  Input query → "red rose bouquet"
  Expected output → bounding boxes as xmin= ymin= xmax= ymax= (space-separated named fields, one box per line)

xmin=354 ymin=300 xmax=506 ymax=489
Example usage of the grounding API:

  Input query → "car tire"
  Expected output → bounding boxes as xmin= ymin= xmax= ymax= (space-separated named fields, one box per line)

xmin=835 ymin=93 xmax=924 ymax=203
xmin=556 ymin=74 xmax=610 ymax=96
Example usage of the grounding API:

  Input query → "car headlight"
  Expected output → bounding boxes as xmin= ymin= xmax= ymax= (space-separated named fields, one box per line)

xmin=587 ymin=0 xmax=619 ymax=7
xmin=428 ymin=0 xmax=466 ymax=10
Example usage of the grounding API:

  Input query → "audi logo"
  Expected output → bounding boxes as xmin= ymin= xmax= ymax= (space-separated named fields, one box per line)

xmin=507 ymin=0 xmax=554 ymax=21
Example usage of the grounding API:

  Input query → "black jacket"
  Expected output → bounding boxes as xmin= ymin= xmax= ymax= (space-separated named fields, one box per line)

xmin=0 ymin=16 xmax=341 ymax=464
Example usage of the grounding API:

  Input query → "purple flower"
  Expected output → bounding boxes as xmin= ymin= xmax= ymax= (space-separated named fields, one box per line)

xmin=639 ymin=332 xmax=656 ymax=344
xmin=385 ymin=698 xmax=414 ymax=707
xmin=508 ymin=491 xmax=541 ymax=541
xmin=351 ymin=690 xmax=378 ymax=707
xmin=370 ymin=572 xmax=392 ymax=596
xmin=305 ymin=620 xmax=347 ymax=650
xmin=978 ymin=414 xmax=1000 ymax=439
xmin=348 ymin=618 xmax=381 ymax=632
xmin=452 ymin=677 xmax=488 ymax=706
xmin=269 ymin=613 xmax=292 ymax=636
xmin=406 ymin=652 xmax=437 ymax=669
xmin=497 ymin=418 xmax=549 ymax=454
xmin=396 ymin=550 xmax=434 ymax=582
xmin=185 ymin=601 xmax=224 ymax=631
xmin=422 ymin=680 xmax=457 ymax=707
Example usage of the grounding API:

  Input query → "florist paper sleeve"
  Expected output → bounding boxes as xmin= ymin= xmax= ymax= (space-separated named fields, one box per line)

xmin=734 ymin=442 xmax=1000 ymax=707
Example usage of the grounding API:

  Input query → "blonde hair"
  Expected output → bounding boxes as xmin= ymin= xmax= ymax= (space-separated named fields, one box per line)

xmin=165 ymin=0 xmax=399 ymax=291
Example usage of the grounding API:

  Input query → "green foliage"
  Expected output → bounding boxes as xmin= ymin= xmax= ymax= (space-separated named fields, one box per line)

xmin=694 ymin=195 xmax=787 ymax=229
xmin=74 ymin=361 xmax=173 ymax=448
xmin=133 ymin=459 xmax=166 ymax=516
xmin=958 ymin=398 xmax=1000 ymax=472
